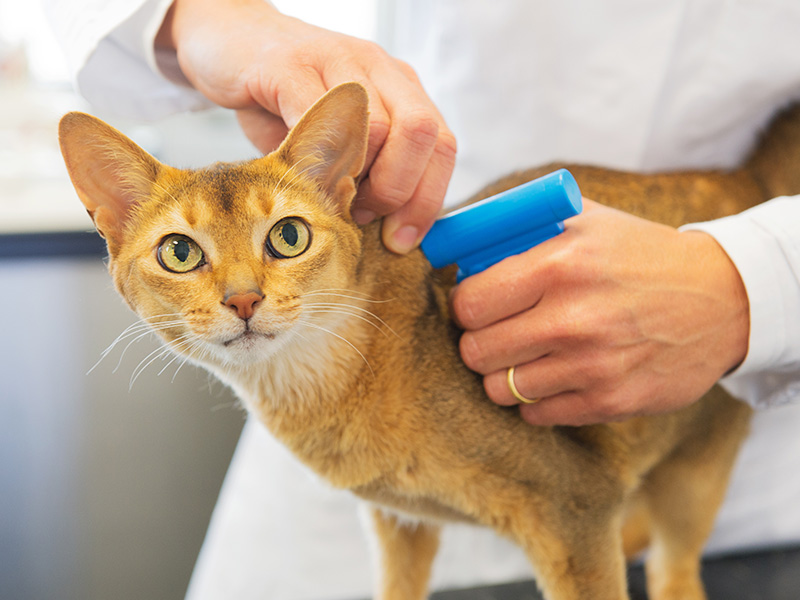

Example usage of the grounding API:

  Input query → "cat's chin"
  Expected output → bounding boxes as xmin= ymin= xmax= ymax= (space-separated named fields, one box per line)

xmin=184 ymin=329 xmax=290 ymax=369
xmin=222 ymin=330 xmax=277 ymax=348
xmin=217 ymin=330 xmax=286 ymax=364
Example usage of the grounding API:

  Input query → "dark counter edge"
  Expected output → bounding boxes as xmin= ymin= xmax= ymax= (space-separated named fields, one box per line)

xmin=0 ymin=230 xmax=107 ymax=260
xmin=353 ymin=545 xmax=800 ymax=600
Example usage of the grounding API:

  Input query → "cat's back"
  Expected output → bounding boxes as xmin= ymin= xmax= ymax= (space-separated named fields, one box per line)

xmin=473 ymin=102 xmax=800 ymax=226
xmin=476 ymin=163 xmax=762 ymax=228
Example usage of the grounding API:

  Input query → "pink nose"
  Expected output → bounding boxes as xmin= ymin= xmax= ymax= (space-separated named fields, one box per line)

xmin=224 ymin=291 xmax=263 ymax=320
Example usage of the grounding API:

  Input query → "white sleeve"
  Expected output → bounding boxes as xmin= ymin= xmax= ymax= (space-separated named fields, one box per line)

xmin=683 ymin=195 xmax=800 ymax=409
xmin=43 ymin=0 xmax=212 ymax=120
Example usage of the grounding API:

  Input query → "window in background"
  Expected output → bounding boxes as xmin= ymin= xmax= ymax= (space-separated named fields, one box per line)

xmin=0 ymin=0 xmax=69 ymax=84
xmin=0 ymin=0 xmax=82 ymax=233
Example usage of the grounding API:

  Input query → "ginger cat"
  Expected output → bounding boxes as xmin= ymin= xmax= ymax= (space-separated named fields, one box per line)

xmin=59 ymin=82 xmax=799 ymax=600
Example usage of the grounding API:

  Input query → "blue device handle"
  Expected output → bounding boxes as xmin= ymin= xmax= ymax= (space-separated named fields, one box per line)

xmin=420 ymin=168 xmax=582 ymax=280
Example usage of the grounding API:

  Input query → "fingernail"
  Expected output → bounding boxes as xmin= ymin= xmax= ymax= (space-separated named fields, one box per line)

xmin=352 ymin=208 xmax=377 ymax=225
xmin=391 ymin=225 xmax=420 ymax=254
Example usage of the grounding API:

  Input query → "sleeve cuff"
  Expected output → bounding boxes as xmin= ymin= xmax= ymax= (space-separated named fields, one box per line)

xmin=76 ymin=0 xmax=212 ymax=119
xmin=681 ymin=196 xmax=800 ymax=407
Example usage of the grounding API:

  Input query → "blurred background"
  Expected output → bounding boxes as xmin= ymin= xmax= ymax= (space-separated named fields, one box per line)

xmin=0 ymin=1 xmax=387 ymax=599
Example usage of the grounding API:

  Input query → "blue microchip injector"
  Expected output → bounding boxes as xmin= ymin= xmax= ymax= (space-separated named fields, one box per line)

xmin=420 ymin=169 xmax=582 ymax=280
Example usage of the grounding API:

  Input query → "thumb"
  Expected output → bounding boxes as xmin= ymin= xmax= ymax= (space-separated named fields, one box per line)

xmin=236 ymin=108 xmax=290 ymax=155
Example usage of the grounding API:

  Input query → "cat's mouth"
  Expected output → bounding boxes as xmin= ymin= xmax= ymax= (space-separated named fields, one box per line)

xmin=223 ymin=330 xmax=277 ymax=347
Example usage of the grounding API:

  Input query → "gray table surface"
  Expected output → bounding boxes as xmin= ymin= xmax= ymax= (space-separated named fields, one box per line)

xmin=424 ymin=547 xmax=800 ymax=600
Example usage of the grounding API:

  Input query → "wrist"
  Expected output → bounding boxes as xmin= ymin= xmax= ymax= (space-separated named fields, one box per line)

xmin=157 ymin=0 xmax=282 ymax=52
xmin=154 ymin=0 xmax=289 ymax=105
xmin=680 ymin=230 xmax=750 ymax=374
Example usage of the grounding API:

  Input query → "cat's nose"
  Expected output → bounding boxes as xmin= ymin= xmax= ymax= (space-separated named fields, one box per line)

xmin=223 ymin=291 xmax=264 ymax=320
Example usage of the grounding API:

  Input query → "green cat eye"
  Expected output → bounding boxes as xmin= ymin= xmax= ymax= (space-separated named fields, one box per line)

xmin=267 ymin=217 xmax=311 ymax=258
xmin=158 ymin=234 xmax=205 ymax=273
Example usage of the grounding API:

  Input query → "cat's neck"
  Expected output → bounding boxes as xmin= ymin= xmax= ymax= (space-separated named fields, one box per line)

xmin=212 ymin=299 xmax=377 ymax=417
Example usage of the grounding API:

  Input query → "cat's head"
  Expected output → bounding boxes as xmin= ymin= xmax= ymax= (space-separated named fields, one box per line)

xmin=59 ymin=83 xmax=370 ymax=370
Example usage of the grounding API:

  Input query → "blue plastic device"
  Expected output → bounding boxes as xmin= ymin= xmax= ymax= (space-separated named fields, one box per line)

xmin=420 ymin=168 xmax=582 ymax=280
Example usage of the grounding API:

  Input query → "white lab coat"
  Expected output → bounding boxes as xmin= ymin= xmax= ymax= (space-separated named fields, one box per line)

xmin=44 ymin=0 xmax=800 ymax=598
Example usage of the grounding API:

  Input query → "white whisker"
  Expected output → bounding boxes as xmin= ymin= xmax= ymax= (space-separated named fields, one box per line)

xmin=170 ymin=354 xmax=193 ymax=383
xmin=302 ymin=301 xmax=391 ymax=315
xmin=171 ymin=340 xmax=213 ymax=382
xmin=129 ymin=344 xmax=174 ymax=390
xmin=303 ymin=306 xmax=399 ymax=339
xmin=272 ymin=155 xmax=316 ymax=194
xmin=128 ymin=331 xmax=195 ymax=389
xmin=157 ymin=335 xmax=198 ymax=376
xmin=90 ymin=313 xmax=185 ymax=374
xmin=149 ymin=180 xmax=182 ymax=206
xmin=303 ymin=300 xmax=401 ymax=340
xmin=110 ymin=322 xmax=185 ymax=374
xmin=158 ymin=352 xmax=184 ymax=377
xmin=297 ymin=320 xmax=374 ymax=377
xmin=301 ymin=289 xmax=395 ymax=304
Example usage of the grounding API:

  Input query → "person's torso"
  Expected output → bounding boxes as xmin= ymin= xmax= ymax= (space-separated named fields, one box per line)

xmin=393 ymin=0 xmax=800 ymax=205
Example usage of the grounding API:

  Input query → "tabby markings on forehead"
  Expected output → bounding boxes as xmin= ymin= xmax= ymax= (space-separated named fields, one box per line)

xmin=184 ymin=165 xmax=265 ymax=215
xmin=213 ymin=171 xmax=244 ymax=214
xmin=177 ymin=194 xmax=201 ymax=228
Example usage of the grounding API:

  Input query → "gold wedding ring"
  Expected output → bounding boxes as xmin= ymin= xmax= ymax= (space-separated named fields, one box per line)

xmin=507 ymin=366 xmax=540 ymax=404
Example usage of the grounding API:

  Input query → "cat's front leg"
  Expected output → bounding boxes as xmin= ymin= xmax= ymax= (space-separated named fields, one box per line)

xmin=513 ymin=510 xmax=629 ymax=600
xmin=369 ymin=507 xmax=441 ymax=600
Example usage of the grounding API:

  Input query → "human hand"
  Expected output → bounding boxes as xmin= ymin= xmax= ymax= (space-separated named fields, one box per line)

xmin=450 ymin=200 xmax=750 ymax=426
xmin=157 ymin=0 xmax=456 ymax=254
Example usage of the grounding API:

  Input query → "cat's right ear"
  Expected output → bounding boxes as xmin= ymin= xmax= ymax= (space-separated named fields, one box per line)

xmin=274 ymin=82 xmax=369 ymax=214
xmin=58 ymin=112 xmax=164 ymax=252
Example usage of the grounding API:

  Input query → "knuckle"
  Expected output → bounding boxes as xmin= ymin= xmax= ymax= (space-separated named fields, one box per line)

xmin=397 ymin=111 xmax=440 ymax=153
xmin=349 ymin=38 xmax=387 ymax=60
xmin=367 ymin=178 xmax=409 ymax=212
xmin=434 ymin=128 xmax=458 ymax=160
xmin=280 ymin=44 xmax=321 ymax=74
xmin=540 ymin=242 xmax=587 ymax=284
xmin=539 ymin=252 xmax=569 ymax=282
xmin=548 ymin=312 xmax=579 ymax=344
xmin=394 ymin=58 xmax=421 ymax=80
xmin=459 ymin=332 xmax=487 ymax=373
xmin=413 ymin=190 xmax=445 ymax=220
xmin=368 ymin=115 xmax=391 ymax=148
xmin=583 ymin=393 xmax=618 ymax=423
xmin=450 ymin=287 xmax=481 ymax=329
xmin=329 ymin=36 xmax=383 ymax=65
xmin=583 ymin=355 xmax=617 ymax=385
xmin=483 ymin=374 xmax=508 ymax=404
xmin=593 ymin=384 xmax=642 ymax=422
xmin=554 ymin=301 xmax=595 ymax=342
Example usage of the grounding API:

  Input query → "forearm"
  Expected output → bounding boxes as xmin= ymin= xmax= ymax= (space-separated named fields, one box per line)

xmin=156 ymin=0 xmax=281 ymax=51
xmin=155 ymin=0 xmax=291 ymax=110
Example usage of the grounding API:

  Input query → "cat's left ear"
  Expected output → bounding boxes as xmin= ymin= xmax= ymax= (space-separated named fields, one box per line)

xmin=275 ymin=82 xmax=369 ymax=213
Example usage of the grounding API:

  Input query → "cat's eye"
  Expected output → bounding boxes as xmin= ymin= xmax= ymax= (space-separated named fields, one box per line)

xmin=158 ymin=234 xmax=205 ymax=273
xmin=267 ymin=217 xmax=311 ymax=258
